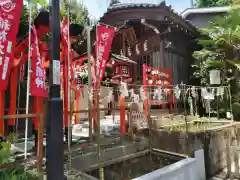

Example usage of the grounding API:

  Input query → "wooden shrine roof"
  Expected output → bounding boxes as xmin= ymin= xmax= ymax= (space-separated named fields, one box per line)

xmin=101 ymin=2 xmax=197 ymax=32
xmin=73 ymin=1 xmax=199 ymax=56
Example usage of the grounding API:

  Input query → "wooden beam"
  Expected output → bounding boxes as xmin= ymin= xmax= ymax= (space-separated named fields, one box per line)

xmin=0 ymin=114 xmax=41 ymax=120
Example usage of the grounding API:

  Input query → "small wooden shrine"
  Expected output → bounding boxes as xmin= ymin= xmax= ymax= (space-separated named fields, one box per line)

xmin=74 ymin=2 xmax=199 ymax=85
xmin=108 ymin=53 xmax=136 ymax=83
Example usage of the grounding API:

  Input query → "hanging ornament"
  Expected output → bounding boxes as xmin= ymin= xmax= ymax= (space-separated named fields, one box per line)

xmin=201 ymin=88 xmax=207 ymax=98
xmin=89 ymin=88 xmax=93 ymax=101
xmin=107 ymin=90 xmax=113 ymax=103
xmin=156 ymin=80 xmax=162 ymax=85
xmin=120 ymin=49 xmax=124 ymax=56
xmin=156 ymin=88 xmax=163 ymax=100
xmin=201 ymin=88 xmax=214 ymax=100
xmin=191 ymin=86 xmax=197 ymax=98
xmin=133 ymin=94 xmax=140 ymax=103
xmin=128 ymin=46 xmax=132 ymax=56
xmin=144 ymin=40 xmax=148 ymax=52
xmin=188 ymin=96 xmax=194 ymax=115
xmin=120 ymin=81 xmax=128 ymax=97
xmin=148 ymin=79 xmax=153 ymax=84
xmin=164 ymin=87 xmax=169 ymax=94
xmin=211 ymin=88 xmax=215 ymax=95
xmin=147 ymin=68 xmax=151 ymax=73
xmin=163 ymin=80 xmax=169 ymax=85
xmin=153 ymin=88 xmax=159 ymax=100
xmin=136 ymin=43 xmax=140 ymax=55
xmin=217 ymin=87 xmax=224 ymax=97
xmin=139 ymin=102 xmax=144 ymax=112
xmin=129 ymin=88 xmax=134 ymax=99
xmin=174 ymin=85 xmax=181 ymax=99
xmin=140 ymin=86 xmax=147 ymax=101
xmin=216 ymin=87 xmax=221 ymax=96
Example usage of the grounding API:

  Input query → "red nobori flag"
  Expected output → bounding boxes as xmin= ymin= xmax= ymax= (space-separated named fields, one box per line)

xmin=96 ymin=24 xmax=116 ymax=86
xmin=30 ymin=25 xmax=48 ymax=97
xmin=0 ymin=0 xmax=23 ymax=91
xmin=61 ymin=18 xmax=69 ymax=49
xmin=61 ymin=17 xmax=70 ymax=127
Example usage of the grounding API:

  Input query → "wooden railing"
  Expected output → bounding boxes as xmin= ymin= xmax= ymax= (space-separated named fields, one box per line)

xmin=0 ymin=113 xmax=44 ymax=174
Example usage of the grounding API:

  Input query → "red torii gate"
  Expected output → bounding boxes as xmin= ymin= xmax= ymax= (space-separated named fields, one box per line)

xmin=0 ymin=10 xmax=83 ymax=139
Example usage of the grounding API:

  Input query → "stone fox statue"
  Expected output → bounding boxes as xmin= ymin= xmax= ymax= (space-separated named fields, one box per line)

xmin=128 ymin=103 xmax=147 ymax=140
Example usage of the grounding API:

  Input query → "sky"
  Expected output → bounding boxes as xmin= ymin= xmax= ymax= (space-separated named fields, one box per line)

xmin=81 ymin=0 xmax=192 ymax=19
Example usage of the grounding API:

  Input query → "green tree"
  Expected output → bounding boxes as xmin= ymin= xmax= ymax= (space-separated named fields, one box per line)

xmin=109 ymin=0 xmax=121 ymax=7
xmin=21 ymin=0 xmax=88 ymax=26
xmin=216 ymin=0 xmax=233 ymax=6
xmin=18 ymin=0 xmax=88 ymax=43
xmin=197 ymin=0 xmax=232 ymax=7
xmin=65 ymin=0 xmax=88 ymax=25
xmin=192 ymin=0 xmax=240 ymax=105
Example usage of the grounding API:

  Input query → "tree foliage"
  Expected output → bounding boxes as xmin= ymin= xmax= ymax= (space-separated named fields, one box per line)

xmin=64 ymin=0 xmax=88 ymax=25
xmin=197 ymin=0 xmax=232 ymax=7
xmin=17 ymin=0 xmax=88 ymax=43
xmin=109 ymin=0 xmax=121 ymax=7
xmin=192 ymin=0 xmax=240 ymax=102
xmin=19 ymin=0 xmax=88 ymax=34
xmin=0 ymin=142 xmax=38 ymax=179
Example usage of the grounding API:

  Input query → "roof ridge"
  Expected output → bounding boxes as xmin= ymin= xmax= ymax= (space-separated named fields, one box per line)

xmin=100 ymin=1 xmax=196 ymax=33
xmin=181 ymin=6 xmax=229 ymax=18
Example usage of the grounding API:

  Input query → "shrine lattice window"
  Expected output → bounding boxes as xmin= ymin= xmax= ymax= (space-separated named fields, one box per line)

xmin=137 ymin=54 xmax=151 ymax=81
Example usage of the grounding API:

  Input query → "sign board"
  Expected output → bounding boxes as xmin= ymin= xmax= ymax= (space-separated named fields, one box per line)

xmin=53 ymin=60 xmax=61 ymax=85
xmin=209 ymin=69 xmax=220 ymax=85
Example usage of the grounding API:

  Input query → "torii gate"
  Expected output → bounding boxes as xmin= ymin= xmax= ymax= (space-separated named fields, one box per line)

xmin=0 ymin=10 xmax=83 ymax=140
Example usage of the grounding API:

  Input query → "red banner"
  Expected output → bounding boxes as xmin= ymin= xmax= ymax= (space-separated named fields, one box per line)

xmin=30 ymin=25 xmax=48 ymax=97
xmin=142 ymin=64 xmax=173 ymax=112
xmin=61 ymin=18 xmax=70 ymax=127
xmin=96 ymin=24 xmax=116 ymax=86
xmin=0 ymin=0 xmax=23 ymax=91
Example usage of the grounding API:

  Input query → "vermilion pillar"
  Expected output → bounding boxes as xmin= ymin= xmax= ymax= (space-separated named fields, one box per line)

xmin=63 ymin=63 xmax=68 ymax=128
xmin=0 ymin=91 xmax=5 ymax=136
xmin=74 ymin=91 xmax=80 ymax=124
xmin=8 ymin=68 xmax=19 ymax=127
xmin=33 ymin=96 xmax=43 ymax=131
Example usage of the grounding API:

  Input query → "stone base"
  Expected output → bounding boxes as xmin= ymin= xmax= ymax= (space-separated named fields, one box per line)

xmin=150 ymin=122 xmax=240 ymax=177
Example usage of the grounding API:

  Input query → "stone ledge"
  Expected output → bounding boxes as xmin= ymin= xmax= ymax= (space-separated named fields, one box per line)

xmin=72 ymin=141 xmax=149 ymax=171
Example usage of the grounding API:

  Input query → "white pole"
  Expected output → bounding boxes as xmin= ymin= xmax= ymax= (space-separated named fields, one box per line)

xmin=24 ymin=0 xmax=32 ymax=159
xmin=87 ymin=18 xmax=93 ymax=141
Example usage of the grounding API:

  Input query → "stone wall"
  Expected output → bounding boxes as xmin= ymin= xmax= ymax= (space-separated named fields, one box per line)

xmin=88 ymin=153 xmax=177 ymax=180
xmin=150 ymin=122 xmax=240 ymax=177
xmin=71 ymin=141 xmax=149 ymax=171
xmin=132 ymin=150 xmax=205 ymax=180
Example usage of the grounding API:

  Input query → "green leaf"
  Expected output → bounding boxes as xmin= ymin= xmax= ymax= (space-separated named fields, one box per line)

xmin=35 ymin=0 xmax=48 ymax=8
xmin=227 ymin=60 xmax=240 ymax=70
xmin=198 ymin=39 xmax=215 ymax=46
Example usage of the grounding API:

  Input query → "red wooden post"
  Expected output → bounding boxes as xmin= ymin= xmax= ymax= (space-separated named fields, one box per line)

xmin=33 ymin=96 xmax=43 ymax=131
xmin=0 ymin=91 xmax=5 ymax=136
xmin=142 ymin=64 xmax=149 ymax=120
xmin=8 ymin=68 xmax=19 ymax=127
